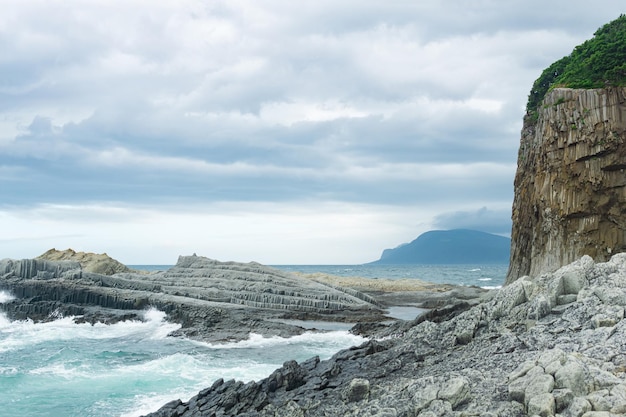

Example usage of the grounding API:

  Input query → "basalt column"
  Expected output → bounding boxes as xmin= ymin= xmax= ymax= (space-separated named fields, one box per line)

xmin=506 ymin=87 xmax=626 ymax=284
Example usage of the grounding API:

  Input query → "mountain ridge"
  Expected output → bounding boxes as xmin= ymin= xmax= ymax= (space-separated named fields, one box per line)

xmin=371 ymin=229 xmax=510 ymax=265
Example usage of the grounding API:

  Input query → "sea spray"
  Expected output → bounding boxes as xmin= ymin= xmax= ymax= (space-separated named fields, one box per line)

xmin=0 ymin=310 xmax=367 ymax=417
xmin=0 ymin=289 xmax=15 ymax=303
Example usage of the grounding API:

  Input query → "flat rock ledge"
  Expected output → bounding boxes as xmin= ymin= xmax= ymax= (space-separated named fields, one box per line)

xmin=143 ymin=253 xmax=626 ymax=416
xmin=0 ymin=254 xmax=386 ymax=342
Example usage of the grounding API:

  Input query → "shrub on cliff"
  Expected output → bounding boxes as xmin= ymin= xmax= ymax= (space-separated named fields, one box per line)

xmin=527 ymin=14 xmax=626 ymax=116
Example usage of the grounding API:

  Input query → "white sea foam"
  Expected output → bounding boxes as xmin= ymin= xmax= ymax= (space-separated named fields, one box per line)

xmin=478 ymin=278 xmax=492 ymax=281
xmin=205 ymin=331 xmax=367 ymax=351
xmin=0 ymin=290 xmax=15 ymax=303
xmin=142 ymin=307 xmax=167 ymax=323
xmin=0 ymin=308 xmax=180 ymax=353
xmin=482 ymin=285 xmax=503 ymax=290
xmin=120 ymin=389 xmax=200 ymax=417
xmin=2 ymin=308 xmax=368 ymax=417
xmin=0 ymin=312 xmax=11 ymax=328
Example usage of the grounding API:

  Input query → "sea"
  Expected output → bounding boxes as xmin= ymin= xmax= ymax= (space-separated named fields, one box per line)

xmin=0 ymin=263 xmax=507 ymax=417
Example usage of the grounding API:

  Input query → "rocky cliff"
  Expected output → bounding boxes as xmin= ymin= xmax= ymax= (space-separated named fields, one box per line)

xmin=507 ymin=87 xmax=626 ymax=283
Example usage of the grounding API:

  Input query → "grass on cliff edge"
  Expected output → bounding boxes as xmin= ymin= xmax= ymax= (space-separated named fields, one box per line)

xmin=527 ymin=14 xmax=626 ymax=117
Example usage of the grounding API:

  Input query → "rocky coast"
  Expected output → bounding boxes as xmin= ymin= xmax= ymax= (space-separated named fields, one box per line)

xmin=0 ymin=249 xmax=483 ymax=343
xmin=144 ymin=254 xmax=626 ymax=417
xmin=5 ymin=248 xmax=626 ymax=416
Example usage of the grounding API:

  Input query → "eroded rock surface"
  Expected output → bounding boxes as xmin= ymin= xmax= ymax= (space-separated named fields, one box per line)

xmin=507 ymin=87 xmax=626 ymax=283
xmin=145 ymin=254 xmax=626 ymax=417
xmin=37 ymin=248 xmax=133 ymax=275
xmin=0 ymin=254 xmax=384 ymax=341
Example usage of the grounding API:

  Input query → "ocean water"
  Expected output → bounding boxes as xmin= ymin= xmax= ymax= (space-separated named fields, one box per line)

xmin=131 ymin=263 xmax=509 ymax=289
xmin=1 ymin=264 xmax=506 ymax=417
xmin=0 ymin=301 xmax=366 ymax=417
xmin=273 ymin=263 xmax=509 ymax=289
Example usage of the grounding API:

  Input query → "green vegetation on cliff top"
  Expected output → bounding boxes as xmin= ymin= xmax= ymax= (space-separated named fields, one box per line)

xmin=527 ymin=14 xmax=626 ymax=115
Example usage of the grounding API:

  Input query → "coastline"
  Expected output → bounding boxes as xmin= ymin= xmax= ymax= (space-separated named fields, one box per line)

xmin=145 ymin=254 xmax=626 ymax=417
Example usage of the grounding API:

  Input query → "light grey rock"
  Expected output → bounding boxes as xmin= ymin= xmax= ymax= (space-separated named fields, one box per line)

xmin=420 ymin=399 xmax=452 ymax=416
xmin=590 ymin=305 xmax=624 ymax=328
xmin=409 ymin=377 xmax=440 ymax=413
xmin=564 ymin=397 xmax=592 ymax=417
xmin=529 ymin=294 xmax=553 ymax=320
xmin=453 ymin=309 xmax=481 ymax=344
xmin=555 ymin=358 xmax=588 ymax=396
xmin=489 ymin=277 xmax=530 ymax=319
xmin=591 ymin=367 xmax=622 ymax=390
xmin=580 ymin=412 xmax=611 ymax=417
xmin=609 ymin=383 xmax=626 ymax=403
xmin=586 ymin=389 xmax=611 ymax=411
xmin=437 ymin=377 xmax=470 ymax=409
xmin=562 ymin=269 xmax=586 ymax=295
xmin=553 ymin=388 xmax=574 ymax=412
xmin=509 ymin=375 xmax=530 ymax=403
xmin=539 ymin=349 xmax=567 ymax=374
xmin=525 ymin=373 xmax=555 ymax=407
xmin=527 ymin=392 xmax=555 ymax=417
xmin=509 ymin=360 xmax=537 ymax=382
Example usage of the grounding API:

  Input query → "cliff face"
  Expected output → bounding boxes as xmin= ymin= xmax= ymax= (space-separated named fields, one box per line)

xmin=507 ymin=87 xmax=626 ymax=284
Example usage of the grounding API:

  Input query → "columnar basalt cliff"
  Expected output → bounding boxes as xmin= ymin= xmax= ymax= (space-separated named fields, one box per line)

xmin=507 ymin=87 xmax=626 ymax=283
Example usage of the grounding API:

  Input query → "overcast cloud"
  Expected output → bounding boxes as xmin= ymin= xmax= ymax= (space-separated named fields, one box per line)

xmin=0 ymin=1 xmax=623 ymax=264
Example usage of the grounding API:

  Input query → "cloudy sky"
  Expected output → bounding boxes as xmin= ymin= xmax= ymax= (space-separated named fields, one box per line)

xmin=0 ymin=1 xmax=623 ymax=264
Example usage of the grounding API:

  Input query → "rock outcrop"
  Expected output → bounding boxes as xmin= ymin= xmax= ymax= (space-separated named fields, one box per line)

xmin=507 ymin=87 xmax=626 ymax=283
xmin=37 ymin=248 xmax=133 ymax=275
xmin=145 ymin=254 xmax=626 ymax=417
xmin=0 ymin=254 xmax=385 ymax=341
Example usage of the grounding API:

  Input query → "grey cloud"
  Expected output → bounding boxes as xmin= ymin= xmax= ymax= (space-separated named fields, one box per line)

xmin=432 ymin=207 xmax=512 ymax=235
xmin=1 ymin=1 xmax=624 ymax=218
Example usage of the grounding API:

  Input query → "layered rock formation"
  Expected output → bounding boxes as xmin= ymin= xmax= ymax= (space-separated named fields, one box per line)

xmin=37 ymin=248 xmax=133 ymax=275
xmin=0 ymin=254 xmax=385 ymax=341
xmin=507 ymin=87 xmax=626 ymax=283
xmin=145 ymin=254 xmax=626 ymax=417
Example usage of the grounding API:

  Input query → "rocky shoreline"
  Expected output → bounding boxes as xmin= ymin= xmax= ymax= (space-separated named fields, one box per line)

xmin=0 ymin=250 xmax=482 ymax=343
xmin=6 ymin=250 xmax=626 ymax=416
xmin=144 ymin=254 xmax=626 ymax=417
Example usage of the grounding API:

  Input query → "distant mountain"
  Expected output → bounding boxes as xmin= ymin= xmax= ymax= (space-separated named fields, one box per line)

xmin=371 ymin=229 xmax=511 ymax=264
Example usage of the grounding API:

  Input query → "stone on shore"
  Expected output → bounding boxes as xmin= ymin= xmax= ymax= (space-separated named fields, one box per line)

xmin=142 ymin=253 xmax=626 ymax=416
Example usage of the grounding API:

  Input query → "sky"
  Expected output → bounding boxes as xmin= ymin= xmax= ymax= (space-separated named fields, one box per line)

xmin=0 ymin=1 xmax=623 ymax=265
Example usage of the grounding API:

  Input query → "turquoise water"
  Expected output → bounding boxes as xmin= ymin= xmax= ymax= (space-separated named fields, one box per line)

xmin=0 ymin=304 xmax=365 ymax=417
xmin=1 ymin=264 xmax=506 ymax=416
